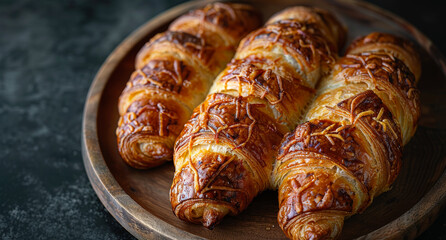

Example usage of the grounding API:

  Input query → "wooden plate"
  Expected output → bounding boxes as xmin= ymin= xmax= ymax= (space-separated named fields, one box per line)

xmin=82 ymin=0 xmax=446 ymax=239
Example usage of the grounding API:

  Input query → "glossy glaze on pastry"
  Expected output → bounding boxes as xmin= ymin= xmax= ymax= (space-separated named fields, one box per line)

xmin=170 ymin=6 xmax=346 ymax=228
xmin=272 ymin=32 xmax=420 ymax=239
xmin=116 ymin=3 xmax=261 ymax=168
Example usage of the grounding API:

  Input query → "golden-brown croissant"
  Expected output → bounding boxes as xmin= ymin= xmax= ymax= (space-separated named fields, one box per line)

xmin=170 ymin=6 xmax=346 ymax=228
xmin=116 ymin=3 xmax=261 ymax=169
xmin=272 ymin=32 xmax=421 ymax=239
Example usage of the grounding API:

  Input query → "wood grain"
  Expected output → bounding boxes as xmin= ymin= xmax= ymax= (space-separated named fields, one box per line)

xmin=82 ymin=0 xmax=446 ymax=239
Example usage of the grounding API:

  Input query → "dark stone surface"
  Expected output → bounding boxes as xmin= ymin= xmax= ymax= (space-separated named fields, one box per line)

xmin=0 ymin=0 xmax=444 ymax=239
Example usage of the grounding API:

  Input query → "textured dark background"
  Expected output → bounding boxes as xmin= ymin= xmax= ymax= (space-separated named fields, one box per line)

xmin=1 ymin=0 xmax=445 ymax=239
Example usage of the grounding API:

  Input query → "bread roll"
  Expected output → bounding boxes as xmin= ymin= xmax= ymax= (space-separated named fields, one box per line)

xmin=272 ymin=32 xmax=420 ymax=239
xmin=170 ymin=6 xmax=346 ymax=228
xmin=116 ymin=3 xmax=261 ymax=168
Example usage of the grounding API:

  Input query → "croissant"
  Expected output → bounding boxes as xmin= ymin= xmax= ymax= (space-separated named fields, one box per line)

xmin=116 ymin=3 xmax=261 ymax=168
xmin=272 ymin=32 xmax=421 ymax=239
xmin=170 ymin=6 xmax=346 ymax=228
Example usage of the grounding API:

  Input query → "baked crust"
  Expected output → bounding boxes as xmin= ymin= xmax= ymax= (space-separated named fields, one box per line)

xmin=116 ymin=3 xmax=261 ymax=169
xmin=273 ymin=32 xmax=421 ymax=239
xmin=170 ymin=6 xmax=346 ymax=229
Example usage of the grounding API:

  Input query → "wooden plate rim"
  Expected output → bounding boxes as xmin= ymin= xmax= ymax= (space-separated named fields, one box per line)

xmin=81 ymin=0 xmax=446 ymax=239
